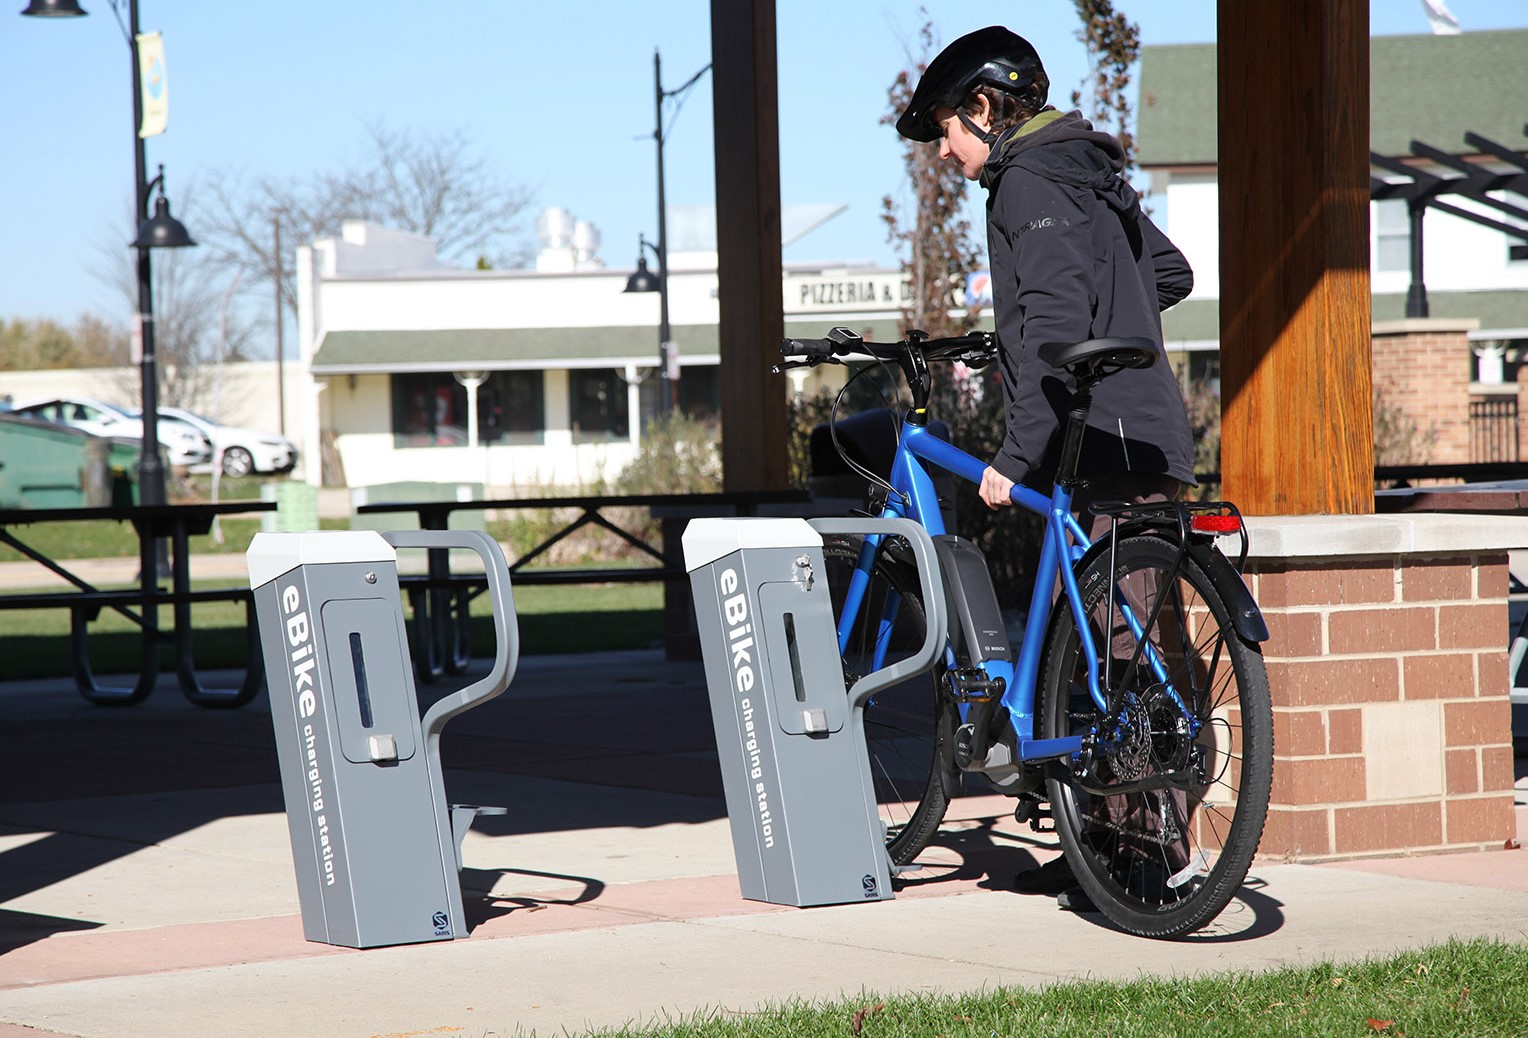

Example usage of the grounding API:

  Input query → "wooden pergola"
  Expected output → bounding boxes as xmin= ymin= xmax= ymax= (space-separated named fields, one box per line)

xmin=709 ymin=0 xmax=1373 ymax=516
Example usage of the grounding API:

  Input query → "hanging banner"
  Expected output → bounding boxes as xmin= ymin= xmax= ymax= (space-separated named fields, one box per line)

xmin=136 ymin=31 xmax=168 ymax=138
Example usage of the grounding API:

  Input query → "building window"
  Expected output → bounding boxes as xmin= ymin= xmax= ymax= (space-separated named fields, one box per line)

xmin=636 ymin=363 xmax=722 ymax=425
xmin=393 ymin=373 xmax=467 ymax=447
xmin=569 ymin=368 xmax=629 ymax=443
xmin=479 ymin=370 xmax=544 ymax=445
xmin=391 ymin=370 xmax=546 ymax=448
xmin=1375 ymin=199 xmax=1410 ymax=273
xmin=1188 ymin=351 xmax=1220 ymax=394
xmin=677 ymin=364 xmax=721 ymax=420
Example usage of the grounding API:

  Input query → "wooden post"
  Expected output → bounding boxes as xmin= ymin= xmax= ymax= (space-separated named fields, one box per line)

xmin=710 ymin=0 xmax=788 ymax=492
xmin=1217 ymin=0 xmax=1373 ymax=515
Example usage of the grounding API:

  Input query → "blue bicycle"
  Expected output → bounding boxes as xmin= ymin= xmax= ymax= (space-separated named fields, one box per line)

xmin=778 ymin=326 xmax=1274 ymax=939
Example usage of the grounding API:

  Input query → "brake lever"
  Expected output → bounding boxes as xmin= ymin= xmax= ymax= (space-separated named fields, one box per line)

xmin=772 ymin=357 xmax=842 ymax=374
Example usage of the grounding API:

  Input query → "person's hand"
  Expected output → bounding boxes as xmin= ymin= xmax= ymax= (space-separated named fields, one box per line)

xmin=979 ymin=466 xmax=1015 ymax=509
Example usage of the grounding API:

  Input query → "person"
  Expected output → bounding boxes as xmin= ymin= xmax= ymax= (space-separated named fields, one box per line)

xmin=895 ymin=26 xmax=1198 ymax=912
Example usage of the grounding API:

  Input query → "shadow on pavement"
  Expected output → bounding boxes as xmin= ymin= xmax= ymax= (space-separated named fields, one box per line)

xmin=0 ymin=652 xmax=728 ymax=951
xmin=462 ymin=866 xmax=606 ymax=929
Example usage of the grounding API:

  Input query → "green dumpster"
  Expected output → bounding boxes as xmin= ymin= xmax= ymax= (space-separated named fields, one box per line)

xmin=0 ymin=416 xmax=142 ymax=509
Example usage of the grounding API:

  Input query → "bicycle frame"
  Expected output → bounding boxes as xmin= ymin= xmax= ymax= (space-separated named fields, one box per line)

xmin=836 ymin=417 xmax=1174 ymax=765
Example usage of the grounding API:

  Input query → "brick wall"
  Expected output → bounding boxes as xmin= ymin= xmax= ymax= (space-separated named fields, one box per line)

xmin=1372 ymin=319 xmax=1478 ymax=466
xmin=1246 ymin=550 xmax=1516 ymax=860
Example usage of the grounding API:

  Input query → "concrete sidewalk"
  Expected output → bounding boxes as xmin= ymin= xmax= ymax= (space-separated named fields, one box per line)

xmin=1 ymin=650 xmax=1526 ymax=1038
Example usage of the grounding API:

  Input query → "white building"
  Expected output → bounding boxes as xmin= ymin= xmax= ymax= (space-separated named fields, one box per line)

xmin=296 ymin=211 xmax=923 ymax=492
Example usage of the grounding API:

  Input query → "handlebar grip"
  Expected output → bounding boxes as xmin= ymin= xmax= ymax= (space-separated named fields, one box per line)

xmin=779 ymin=336 xmax=836 ymax=360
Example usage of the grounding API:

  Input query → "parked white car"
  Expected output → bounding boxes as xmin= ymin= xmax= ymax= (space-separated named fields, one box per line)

xmin=151 ymin=406 xmax=298 ymax=478
xmin=9 ymin=395 xmax=212 ymax=468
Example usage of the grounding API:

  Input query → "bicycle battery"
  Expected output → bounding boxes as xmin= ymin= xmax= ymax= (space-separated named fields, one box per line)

xmin=933 ymin=535 xmax=1012 ymax=667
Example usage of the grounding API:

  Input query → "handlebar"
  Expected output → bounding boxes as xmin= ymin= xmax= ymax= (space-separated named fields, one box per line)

xmin=775 ymin=326 xmax=997 ymax=372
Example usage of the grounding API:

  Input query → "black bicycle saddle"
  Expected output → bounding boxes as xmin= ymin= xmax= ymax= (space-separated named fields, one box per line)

xmin=1038 ymin=337 xmax=1157 ymax=372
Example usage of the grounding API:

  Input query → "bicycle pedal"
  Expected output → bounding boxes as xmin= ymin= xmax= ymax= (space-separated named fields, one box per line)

xmin=945 ymin=667 xmax=1002 ymax=703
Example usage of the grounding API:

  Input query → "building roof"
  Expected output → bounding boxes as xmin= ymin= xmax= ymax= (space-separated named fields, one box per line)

xmin=1161 ymin=289 xmax=1528 ymax=344
xmin=308 ymin=317 xmax=916 ymax=375
xmin=1137 ymin=29 xmax=1528 ymax=166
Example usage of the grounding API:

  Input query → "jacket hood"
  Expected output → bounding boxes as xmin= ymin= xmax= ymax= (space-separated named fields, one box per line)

xmin=981 ymin=109 xmax=1140 ymax=218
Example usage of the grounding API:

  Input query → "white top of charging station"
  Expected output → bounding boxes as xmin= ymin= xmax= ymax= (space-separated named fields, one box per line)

xmin=681 ymin=517 xmax=823 ymax=572
xmin=247 ymin=530 xmax=398 ymax=588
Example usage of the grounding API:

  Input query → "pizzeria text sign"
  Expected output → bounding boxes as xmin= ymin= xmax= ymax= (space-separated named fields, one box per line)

xmin=787 ymin=274 xmax=911 ymax=313
xmin=785 ymin=273 xmax=984 ymax=314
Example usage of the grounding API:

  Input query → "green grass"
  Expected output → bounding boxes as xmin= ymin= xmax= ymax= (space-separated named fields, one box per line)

xmin=0 ymin=492 xmax=666 ymax=675
xmin=536 ymin=938 xmax=1525 ymax=1037
xmin=0 ymin=580 xmax=662 ymax=678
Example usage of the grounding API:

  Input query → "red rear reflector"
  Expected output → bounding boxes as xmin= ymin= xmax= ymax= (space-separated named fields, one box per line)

xmin=1191 ymin=514 xmax=1241 ymax=534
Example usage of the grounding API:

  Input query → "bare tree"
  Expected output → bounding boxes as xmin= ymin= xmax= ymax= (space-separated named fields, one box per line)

xmin=879 ymin=21 xmax=982 ymax=338
xmin=1070 ymin=0 xmax=1142 ymax=168
xmin=201 ymin=123 xmax=536 ymax=322
xmin=91 ymin=197 xmax=259 ymax=415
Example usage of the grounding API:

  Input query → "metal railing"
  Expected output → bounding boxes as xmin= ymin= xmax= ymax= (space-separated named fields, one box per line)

xmin=1470 ymin=397 xmax=1520 ymax=464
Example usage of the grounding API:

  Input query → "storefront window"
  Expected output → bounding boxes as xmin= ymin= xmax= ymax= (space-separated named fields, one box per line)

xmin=570 ymin=368 xmax=630 ymax=443
xmin=479 ymin=371 xmax=544 ymax=445
xmin=636 ymin=363 xmax=721 ymax=427
xmin=392 ymin=371 xmax=545 ymax=447
xmin=676 ymin=364 xmax=720 ymax=420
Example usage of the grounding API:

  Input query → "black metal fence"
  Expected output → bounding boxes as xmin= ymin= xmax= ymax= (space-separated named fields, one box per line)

xmin=1470 ymin=397 xmax=1520 ymax=464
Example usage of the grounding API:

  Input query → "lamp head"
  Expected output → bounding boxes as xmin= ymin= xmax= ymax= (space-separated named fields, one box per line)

xmin=624 ymin=254 xmax=659 ymax=294
xmin=132 ymin=168 xmax=197 ymax=250
xmin=133 ymin=195 xmax=197 ymax=250
xmin=20 ymin=0 xmax=88 ymax=15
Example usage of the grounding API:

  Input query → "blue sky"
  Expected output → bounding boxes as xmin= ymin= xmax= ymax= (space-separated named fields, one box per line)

xmin=2 ymin=0 xmax=1525 ymax=343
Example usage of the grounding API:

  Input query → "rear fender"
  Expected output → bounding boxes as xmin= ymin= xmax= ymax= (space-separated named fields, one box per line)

xmin=1072 ymin=515 xmax=1268 ymax=645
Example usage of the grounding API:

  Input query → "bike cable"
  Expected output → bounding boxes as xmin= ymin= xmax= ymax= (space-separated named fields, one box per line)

xmin=829 ymin=362 xmax=908 ymax=509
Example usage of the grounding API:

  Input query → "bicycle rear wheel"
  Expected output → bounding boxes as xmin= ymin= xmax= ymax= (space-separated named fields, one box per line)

xmin=1040 ymin=533 xmax=1273 ymax=938
xmin=822 ymin=535 xmax=957 ymax=865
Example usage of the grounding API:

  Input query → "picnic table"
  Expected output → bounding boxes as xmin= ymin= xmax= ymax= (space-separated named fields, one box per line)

xmin=354 ymin=490 xmax=813 ymax=674
xmin=0 ymin=501 xmax=275 ymax=707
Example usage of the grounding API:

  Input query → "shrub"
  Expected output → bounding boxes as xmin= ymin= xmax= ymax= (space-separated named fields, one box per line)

xmin=615 ymin=411 xmax=724 ymax=496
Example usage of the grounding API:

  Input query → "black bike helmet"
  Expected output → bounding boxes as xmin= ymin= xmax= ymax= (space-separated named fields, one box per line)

xmin=895 ymin=26 xmax=1046 ymax=143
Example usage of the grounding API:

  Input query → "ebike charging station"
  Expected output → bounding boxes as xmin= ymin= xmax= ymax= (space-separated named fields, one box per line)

xmin=248 ymin=529 xmax=519 ymax=949
xmin=684 ymin=516 xmax=946 ymax=907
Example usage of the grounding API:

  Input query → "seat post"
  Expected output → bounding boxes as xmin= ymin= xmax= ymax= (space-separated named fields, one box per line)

xmin=1056 ymin=377 xmax=1099 ymax=489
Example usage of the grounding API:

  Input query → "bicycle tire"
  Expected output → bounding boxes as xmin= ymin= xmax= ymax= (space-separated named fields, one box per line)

xmin=821 ymin=535 xmax=958 ymax=865
xmin=1039 ymin=533 xmax=1273 ymax=939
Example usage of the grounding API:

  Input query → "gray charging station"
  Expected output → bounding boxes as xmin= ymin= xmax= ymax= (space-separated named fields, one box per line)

xmin=248 ymin=529 xmax=519 ymax=949
xmin=683 ymin=516 xmax=945 ymax=908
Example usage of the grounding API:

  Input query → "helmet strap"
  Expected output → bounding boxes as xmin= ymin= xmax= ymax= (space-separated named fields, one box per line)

xmin=956 ymin=108 xmax=1000 ymax=147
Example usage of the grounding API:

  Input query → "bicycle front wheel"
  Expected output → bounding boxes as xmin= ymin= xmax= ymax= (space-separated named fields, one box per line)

xmin=1040 ymin=533 xmax=1273 ymax=939
xmin=822 ymin=535 xmax=958 ymax=865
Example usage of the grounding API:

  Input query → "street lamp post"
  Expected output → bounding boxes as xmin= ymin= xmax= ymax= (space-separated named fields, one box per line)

xmin=624 ymin=234 xmax=668 ymax=413
xmin=623 ymin=49 xmax=709 ymax=420
xmin=22 ymin=0 xmax=197 ymax=509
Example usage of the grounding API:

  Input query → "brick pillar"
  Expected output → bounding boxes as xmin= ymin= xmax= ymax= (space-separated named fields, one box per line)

xmin=1371 ymin=318 xmax=1479 ymax=466
xmin=1241 ymin=514 xmax=1520 ymax=861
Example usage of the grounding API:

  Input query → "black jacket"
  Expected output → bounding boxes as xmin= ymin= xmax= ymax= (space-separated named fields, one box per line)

xmin=981 ymin=109 xmax=1196 ymax=488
